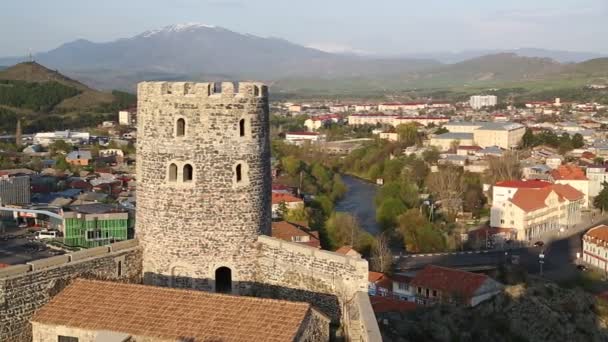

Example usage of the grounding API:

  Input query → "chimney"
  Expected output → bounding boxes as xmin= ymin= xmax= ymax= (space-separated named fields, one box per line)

xmin=15 ymin=119 xmax=22 ymax=147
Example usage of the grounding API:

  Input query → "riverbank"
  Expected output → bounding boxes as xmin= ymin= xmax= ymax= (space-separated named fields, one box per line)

xmin=335 ymin=174 xmax=381 ymax=235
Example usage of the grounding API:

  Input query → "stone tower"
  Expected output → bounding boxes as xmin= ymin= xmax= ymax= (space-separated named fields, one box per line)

xmin=136 ymin=81 xmax=271 ymax=293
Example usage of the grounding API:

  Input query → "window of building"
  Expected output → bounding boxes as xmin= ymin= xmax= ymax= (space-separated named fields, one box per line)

xmin=432 ymin=290 xmax=437 ymax=297
xmin=239 ymin=119 xmax=246 ymax=137
xmin=236 ymin=164 xmax=243 ymax=183
xmin=169 ymin=163 xmax=178 ymax=182
xmin=500 ymin=219 xmax=505 ymax=224
xmin=254 ymin=85 xmax=260 ymax=97
xmin=176 ymin=118 xmax=186 ymax=137
xmin=58 ymin=337 xmax=79 ymax=342
xmin=398 ymin=283 xmax=408 ymax=291
xmin=292 ymin=236 xmax=302 ymax=242
xmin=510 ymin=220 xmax=514 ymax=225
xmin=425 ymin=289 xmax=430 ymax=297
xmin=417 ymin=287 xmax=422 ymax=294
xmin=183 ymin=164 xmax=193 ymax=182
xmin=117 ymin=260 xmax=122 ymax=277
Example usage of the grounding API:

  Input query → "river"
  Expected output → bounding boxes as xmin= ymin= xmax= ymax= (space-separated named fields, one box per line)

xmin=335 ymin=175 xmax=380 ymax=235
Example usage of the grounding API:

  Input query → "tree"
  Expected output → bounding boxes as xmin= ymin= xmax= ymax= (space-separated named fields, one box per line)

xmin=397 ymin=209 xmax=446 ymax=253
xmin=426 ymin=166 xmax=465 ymax=219
xmin=396 ymin=123 xmax=419 ymax=147
xmin=572 ymin=133 xmax=585 ymax=149
xmin=325 ymin=212 xmax=374 ymax=253
xmin=422 ymin=147 xmax=440 ymax=164
xmin=435 ymin=127 xmax=449 ymax=135
xmin=376 ymin=197 xmax=407 ymax=230
xmin=485 ymin=151 xmax=522 ymax=184
xmin=281 ymin=156 xmax=303 ymax=176
xmin=370 ymin=232 xmax=393 ymax=273
xmin=594 ymin=182 xmax=608 ymax=213
xmin=284 ymin=206 xmax=310 ymax=223
xmin=520 ymin=128 xmax=537 ymax=148
xmin=449 ymin=139 xmax=461 ymax=152
xmin=276 ymin=201 xmax=289 ymax=219
xmin=49 ymin=139 xmax=72 ymax=155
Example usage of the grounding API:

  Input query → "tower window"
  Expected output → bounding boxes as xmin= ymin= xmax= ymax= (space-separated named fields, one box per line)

xmin=176 ymin=118 xmax=186 ymax=137
xmin=169 ymin=163 xmax=178 ymax=182
xmin=183 ymin=164 xmax=193 ymax=182
xmin=239 ymin=119 xmax=246 ymax=137
xmin=117 ymin=260 xmax=122 ymax=277
xmin=254 ymin=86 xmax=260 ymax=97
xmin=236 ymin=164 xmax=242 ymax=182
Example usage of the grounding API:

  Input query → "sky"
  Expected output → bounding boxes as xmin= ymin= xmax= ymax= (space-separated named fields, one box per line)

xmin=1 ymin=0 xmax=607 ymax=57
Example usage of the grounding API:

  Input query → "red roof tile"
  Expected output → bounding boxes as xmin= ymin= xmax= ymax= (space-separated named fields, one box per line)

xmin=495 ymin=180 xmax=552 ymax=189
xmin=585 ymin=225 xmax=608 ymax=243
xmin=550 ymin=183 xmax=584 ymax=201
xmin=369 ymin=272 xmax=393 ymax=291
xmin=335 ymin=245 xmax=357 ymax=255
xmin=410 ymin=265 xmax=489 ymax=300
xmin=271 ymin=192 xmax=303 ymax=204
xmin=370 ymin=296 xmax=417 ymax=313
xmin=509 ymin=187 xmax=553 ymax=212
xmin=271 ymin=221 xmax=320 ymax=248
xmin=32 ymin=279 xmax=312 ymax=342
xmin=550 ymin=165 xmax=587 ymax=180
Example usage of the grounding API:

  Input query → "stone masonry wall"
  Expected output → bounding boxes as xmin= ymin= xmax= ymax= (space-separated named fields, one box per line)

xmin=0 ymin=240 xmax=142 ymax=342
xmin=254 ymin=236 xmax=368 ymax=321
xmin=136 ymin=82 xmax=271 ymax=293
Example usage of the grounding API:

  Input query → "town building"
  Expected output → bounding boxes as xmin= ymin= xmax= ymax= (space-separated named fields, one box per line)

xmin=472 ymin=122 xmax=525 ymax=149
xmin=65 ymin=150 xmax=93 ymax=166
xmin=347 ymin=114 xmax=448 ymax=127
xmin=62 ymin=203 xmax=129 ymax=248
xmin=31 ymin=279 xmax=330 ymax=342
xmin=33 ymin=131 xmax=90 ymax=147
xmin=550 ymin=165 xmax=590 ymax=207
xmin=409 ymin=265 xmax=503 ymax=306
xmin=118 ymin=109 xmax=136 ymax=126
xmin=354 ymin=104 xmax=376 ymax=112
xmin=271 ymin=221 xmax=321 ymax=248
xmin=583 ymin=225 xmax=608 ymax=272
xmin=586 ymin=165 xmax=608 ymax=198
xmin=492 ymin=180 xmax=552 ymax=204
xmin=490 ymin=183 xmax=584 ymax=241
xmin=430 ymin=132 xmax=475 ymax=151
xmin=0 ymin=175 xmax=30 ymax=207
xmin=271 ymin=193 xmax=304 ymax=219
xmin=285 ymin=131 xmax=324 ymax=144
xmin=469 ymin=95 xmax=498 ymax=109
xmin=304 ymin=114 xmax=339 ymax=131
xmin=335 ymin=246 xmax=362 ymax=258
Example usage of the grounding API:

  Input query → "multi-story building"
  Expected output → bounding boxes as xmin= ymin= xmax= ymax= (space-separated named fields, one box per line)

xmin=472 ymin=122 xmax=525 ymax=150
xmin=469 ymin=95 xmax=497 ymax=109
xmin=550 ymin=165 xmax=589 ymax=207
xmin=118 ymin=109 xmax=136 ymax=126
xmin=304 ymin=114 xmax=339 ymax=131
xmin=492 ymin=180 xmax=552 ymax=205
xmin=430 ymin=132 xmax=475 ymax=151
xmin=347 ymin=113 xmax=398 ymax=126
xmin=0 ymin=175 xmax=30 ymax=206
xmin=586 ymin=165 xmax=608 ymax=198
xmin=583 ymin=225 xmax=608 ymax=272
xmin=33 ymin=131 xmax=90 ymax=147
xmin=490 ymin=183 xmax=584 ymax=241
xmin=62 ymin=204 xmax=129 ymax=248
xmin=354 ymin=104 xmax=376 ymax=112
xmin=285 ymin=131 xmax=324 ymax=144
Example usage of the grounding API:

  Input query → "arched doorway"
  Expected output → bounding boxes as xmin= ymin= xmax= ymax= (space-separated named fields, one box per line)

xmin=215 ymin=267 xmax=232 ymax=293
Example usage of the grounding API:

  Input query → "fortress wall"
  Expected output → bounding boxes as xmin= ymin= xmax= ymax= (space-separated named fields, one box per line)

xmin=0 ymin=240 xmax=142 ymax=342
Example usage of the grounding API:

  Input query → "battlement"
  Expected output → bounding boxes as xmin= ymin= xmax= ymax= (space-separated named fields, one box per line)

xmin=0 ymin=239 xmax=139 ymax=279
xmin=138 ymin=81 xmax=268 ymax=99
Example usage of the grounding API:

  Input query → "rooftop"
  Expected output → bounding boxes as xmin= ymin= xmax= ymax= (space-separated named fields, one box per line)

xmin=433 ymin=132 xmax=474 ymax=140
xmin=495 ymin=179 xmax=552 ymax=189
xmin=551 ymin=165 xmax=588 ymax=180
xmin=271 ymin=193 xmax=303 ymax=204
xmin=410 ymin=265 xmax=491 ymax=300
xmin=271 ymin=221 xmax=320 ymax=248
xmin=32 ymin=279 xmax=314 ymax=342
xmin=586 ymin=225 xmax=608 ymax=243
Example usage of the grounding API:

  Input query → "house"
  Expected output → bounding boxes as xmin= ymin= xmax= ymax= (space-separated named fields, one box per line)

xmin=545 ymin=155 xmax=564 ymax=169
xmin=285 ymin=132 xmax=324 ymax=144
xmin=457 ymin=145 xmax=482 ymax=156
xmin=304 ymin=114 xmax=339 ymax=131
xmin=492 ymin=179 xmax=552 ymax=204
xmin=392 ymin=274 xmax=415 ymax=301
xmin=369 ymin=296 xmax=417 ymax=315
xmin=583 ymin=225 xmax=608 ymax=272
xmin=335 ymin=245 xmax=362 ymax=258
xmin=586 ymin=165 xmax=608 ymax=198
xmin=409 ymin=265 xmax=503 ymax=307
xmin=271 ymin=193 xmax=304 ymax=219
xmin=368 ymin=271 xmax=392 ymax=296
xmin=65 ymin=150 xmax=92 ymax=166
xmin=31 ymin=279 xmax=330 ymax=342
xmin=550 ymin=165 xmax=590 ymax=207
xmin=271 ymin=221 xmax=321 ymax=248
xmin=490 ymin=183 xmax=584 ymax=241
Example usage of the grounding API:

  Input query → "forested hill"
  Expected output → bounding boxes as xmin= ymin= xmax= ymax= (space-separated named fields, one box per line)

xmin=0 ymin=62 xmax=135 ymax=134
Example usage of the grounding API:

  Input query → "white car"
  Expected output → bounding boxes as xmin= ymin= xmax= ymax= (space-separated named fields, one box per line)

xmin=34 ymin=231 xmax=58 ymax=240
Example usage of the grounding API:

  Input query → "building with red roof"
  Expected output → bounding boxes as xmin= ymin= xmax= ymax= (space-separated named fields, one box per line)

xmin=583 ymin=225 xmax=608 ymax=272
xmin=271 ymin=193 xmax=304 ymax=219
xmin=409 ymin=265 xmax=503 ymax=307
xmin=368 ymin=272 xmax=393 ymax=296
xmin=550 ymin=165 xmax=589 ymax=207
xmin=370 ymin=295 xmax=417 ymax=314
xmin=335 ymin=245 xmax=362 ymax=258
xmin=492 ymin=179 xmax=552 ymax=204
xmin=271 ymin=221 xmax=321 ymax=248
xmin=491 ymin=183 xmax=584 ymax=241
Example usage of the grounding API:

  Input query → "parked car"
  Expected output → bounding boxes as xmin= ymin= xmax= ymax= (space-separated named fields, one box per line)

xmin=18 ymin=223 xmax=28 ymax=228
xmin=534 ymin=241 xmax=544 ymax=247
xmin=34 ymin=230 xmax=58 ymax=240
xmin=577 ymin=264 xmax=588 ymax=271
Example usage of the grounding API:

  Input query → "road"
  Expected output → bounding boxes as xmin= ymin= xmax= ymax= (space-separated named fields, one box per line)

xmin=396 ymin=213 xmax=608 ymax=280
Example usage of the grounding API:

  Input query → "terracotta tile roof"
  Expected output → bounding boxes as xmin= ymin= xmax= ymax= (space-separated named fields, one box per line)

xmin=494 ymin=180 xmax=552 ymax=189
xmin=509 ymin=187 xmax=553 ymax=212
xmin=271 ymin=192 xmax=303 ymax=204
xmin=585 ymin=225 xmax=608 ymax=243
xmin=370 ymin=296 xmax=417 ymax=313
xmin=32 ymin=279 xmax=312 ymax=342
xmin=271 ymin=221 xmax=321 ymax=248
xmin=550 ymin=183 xmax=584 ymax=201
xmin=335 ymin=245 xmax=357 ymax=255
xmin=369 ymin=272 xmax=393 ymax=291
xmin=410 ymin=265 xmax=490 ymax=300
xmin=550 ymin=165 xmax=588 ymax=180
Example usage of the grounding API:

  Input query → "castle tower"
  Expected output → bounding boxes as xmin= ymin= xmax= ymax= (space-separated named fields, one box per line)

xmin=136 ymin=81 xmax=271 ymax=294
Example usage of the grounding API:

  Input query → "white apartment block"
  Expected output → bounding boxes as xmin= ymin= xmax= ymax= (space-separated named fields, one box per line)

xmin=347 ymin=114 xmax=448 ymax=128
xmin=587 ymin=165 xmax=608 ymax=197
xmin=470 ymin=95 xmax=498 ymax=109
xmin=118 ymin=110 xmax=135 ymax=126
xmin=442 ymin=122 xmax=525 ymax=150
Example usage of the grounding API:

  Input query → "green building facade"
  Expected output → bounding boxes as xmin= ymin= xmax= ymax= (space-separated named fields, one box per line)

xmin=63 ymin=208 xmax=129 ymax=248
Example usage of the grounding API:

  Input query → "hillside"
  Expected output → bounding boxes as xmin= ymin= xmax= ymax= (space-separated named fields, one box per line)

xmin=0 ymin=62 xmax=133 ymax=134
xmin=0 ymin=62 xmax=115 ymax=110
xmin=382 ymin=282 xmax=608 ymax=342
